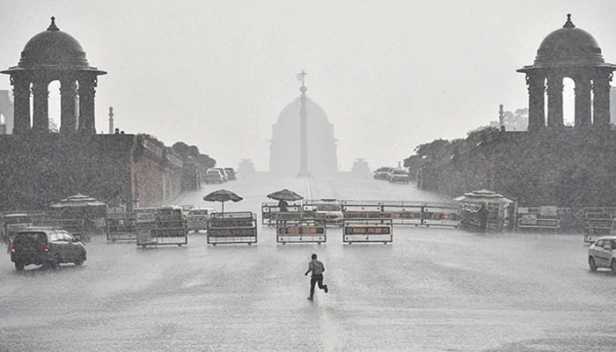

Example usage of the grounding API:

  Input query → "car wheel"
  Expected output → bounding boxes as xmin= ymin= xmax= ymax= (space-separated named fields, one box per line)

xmin=611 ymin=259 xmax=616 ymax=275
xmin=14 ymin=262 xmax=24 ymax=271
xmin=51 ymin=255 xmax=61 ymax=269
xmin=589 ymin=257 xmax=597 ymax=272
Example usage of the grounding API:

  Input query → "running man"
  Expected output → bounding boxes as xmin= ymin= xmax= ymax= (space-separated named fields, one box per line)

xmin=305 ymin=253 xmax=328 ymax=301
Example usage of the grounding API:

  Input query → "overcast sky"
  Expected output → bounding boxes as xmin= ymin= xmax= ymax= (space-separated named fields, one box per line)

xmin=1 ymin=0 xmax=615 ymax=171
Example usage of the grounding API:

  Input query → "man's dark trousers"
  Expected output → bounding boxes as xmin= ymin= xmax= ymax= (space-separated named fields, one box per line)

xmin=310 ymin=274 xmax=327 ymax=299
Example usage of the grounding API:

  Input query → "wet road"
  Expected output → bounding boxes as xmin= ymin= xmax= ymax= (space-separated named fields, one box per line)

xmin=1 ymin=176 xmax=615 ymax=352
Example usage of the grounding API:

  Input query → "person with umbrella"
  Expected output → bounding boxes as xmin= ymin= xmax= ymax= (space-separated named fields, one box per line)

xmin=267 ymin=189 xmax=303 ymax=225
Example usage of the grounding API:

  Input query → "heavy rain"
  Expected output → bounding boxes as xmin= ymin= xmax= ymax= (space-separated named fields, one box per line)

xmin=1 ymin=1 xmax=616 ymax=352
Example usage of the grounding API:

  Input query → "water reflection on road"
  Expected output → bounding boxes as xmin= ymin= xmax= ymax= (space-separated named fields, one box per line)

xmin=0 ymin=176 xmax=614 ymax=352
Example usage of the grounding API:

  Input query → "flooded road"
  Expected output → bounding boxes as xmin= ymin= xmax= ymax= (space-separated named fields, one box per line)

xmin=1 ymin=176 xmax=614 ymax=352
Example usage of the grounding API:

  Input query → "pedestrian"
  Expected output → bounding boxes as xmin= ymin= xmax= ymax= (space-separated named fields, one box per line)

xmin=278 ymin=199 xmax=288 ymax=212
xmin=305 ymin=253 xmax=328 ymax=301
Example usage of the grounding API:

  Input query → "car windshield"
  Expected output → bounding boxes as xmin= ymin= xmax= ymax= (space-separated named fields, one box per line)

xmin=317 ymin=204 xmax=341 ymax=212
xmin=394 ymin=170 xmax=407 ymax=174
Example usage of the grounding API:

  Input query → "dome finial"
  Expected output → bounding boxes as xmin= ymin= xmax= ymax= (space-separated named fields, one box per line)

xmin=563 ymin=13 xmax=575 ymax=29
xmin=47 ymin=16 xmax=59 ymax=31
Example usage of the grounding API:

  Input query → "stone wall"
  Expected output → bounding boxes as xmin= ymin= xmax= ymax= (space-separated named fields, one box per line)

xmin=420 ymin=129 xmax=616 ymax=207
xmin=0 ymin=133 xmax=183 ymax=211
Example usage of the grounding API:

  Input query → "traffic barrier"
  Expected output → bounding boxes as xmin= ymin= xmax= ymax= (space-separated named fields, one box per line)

xmin=261 ymin=202 xmax=303 ymax=226
xmin=106 ymin=213 xmax=138 ymax=242
xmin=341 ymin=201 xmax=460 ymax=227
xmin=277 ymin=224 xmax=326 ymax=244
xmin=581 ymin=209 xmax=616 ymax=243
xmin=137 ymin=219 xmax=188 ymax=247
xmin=343 ymin=217 xmax=393 ymax=244
xmin=207 ymin=212 xmax=257 ymax=245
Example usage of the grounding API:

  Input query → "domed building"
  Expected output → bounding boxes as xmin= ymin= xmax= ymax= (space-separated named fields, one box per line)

xmin=0 ymin=17 xmax=186 ymax=212
xmin=269 ymin=97 xmax=338 ymax=177
xmin=518 ymin=14 xmax=616 ymax=131
xmin=1 ymin=17 xmax=106 ymax=134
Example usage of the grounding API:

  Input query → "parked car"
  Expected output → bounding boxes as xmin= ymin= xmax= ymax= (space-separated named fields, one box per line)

xmin=224 ymin=168 xmax=236 ymax=181
xmin=205 ymin=169 xmax=224 ymax=184
xmin=10 ymin=227 xmax=86 ymax=271
xmin=389 ymin=169 xmax=410 ymax=184
xmin=373 ymin=167 xmax=393 ymax=180
xmin=213 ymin=168 xmax=229 ymax=182
xmin=588 ymin=236 xmax=616 ymax=273
xmin=315 ymin=199 xmax=344 ymax=226
xmin=186 ymin=208 xmax=216 ymax=233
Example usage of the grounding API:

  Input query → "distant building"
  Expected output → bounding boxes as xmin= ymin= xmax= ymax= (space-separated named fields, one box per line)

xmin=350 ymin=158 xmax=371 ymax=178
xmin=238 ymin=159 xmax=257 ymax=179
xmin=269 ymin=98 xmax=338 ymax=177
xmin=0 ymin=17 xmax=185 ymax=210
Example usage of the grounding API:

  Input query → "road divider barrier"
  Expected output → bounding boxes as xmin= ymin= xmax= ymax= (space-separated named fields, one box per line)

xmin=207 ymin=212 xmax=257 ymax=246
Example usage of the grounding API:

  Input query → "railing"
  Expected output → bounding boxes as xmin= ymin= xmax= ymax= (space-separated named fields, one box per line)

xmin=276 ymin=218 xmax=326 ymax=244
xmin=207 ymin=212 xmax=257 ymax=245
xmin=343 ymin=217 xmax=393 ymax=244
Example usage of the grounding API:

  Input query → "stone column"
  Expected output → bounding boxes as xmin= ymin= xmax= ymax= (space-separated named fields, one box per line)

xmin=78 ymin=77 xmax=96 ymax=134
xmin=546 ymin=75 xmax=564 ymax=128
xmin=574 ymin=77 xmax=592 ymax=128
xmin=60 ymin=78 xmax=77 ymax=133
xmin=31 ymin=80 xmax=49 ymax=132
xmin=592 ymin=73 xmax=612 ymax=126
xmin=526 ymin=74 xmax=545 ymax=132
xmin=11 ymin=75 xmax=31 ymax=134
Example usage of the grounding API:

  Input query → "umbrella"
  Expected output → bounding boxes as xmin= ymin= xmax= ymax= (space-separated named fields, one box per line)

xmin=266 ymin=189 xmax=304 ymax=201
xmin=453 ymin=189 xmax=513 ymax=204
xmin=50 ymin=193 xmax=107 ymax=208
xmin=203 ymin=189 xmax=243 ymax=213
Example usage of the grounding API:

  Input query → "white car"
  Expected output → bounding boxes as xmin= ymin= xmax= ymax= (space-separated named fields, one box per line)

xmin=588 ymin=236 xmax=616 ymax=273
xmin=315 ymin=200 xmax=344 ymax=226
xmin=205 ymin=169 xmax=224 ymax=184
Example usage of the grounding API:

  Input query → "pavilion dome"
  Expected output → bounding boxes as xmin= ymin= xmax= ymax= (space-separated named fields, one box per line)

xmin=18 ymin=17 xmax=89 ymax=68
xmin=534 ymin=14 xmax=605 ymax=67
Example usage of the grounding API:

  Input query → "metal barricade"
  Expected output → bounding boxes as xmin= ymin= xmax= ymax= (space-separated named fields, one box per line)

xmin=261 ymin=202 xmax=303 ymax=226
xmin=207 ymin=212 xmax=257 ymax=245
xmin=582 ymin=210 xmax=615 ymax=243
xmin=343 ymin=217 xmax=393 ymax=244
xmin=137 ymin=219 xmax=187 ymax=247
xmin=133 ymin=207 xmax=187 ymax=247
xmin=341 ymin=201 xmax=460 ymax=227
xmin=276 ymin=214 xmax=326 ymax=244
xmin=106 ymin=213 xmax=138 ymax=242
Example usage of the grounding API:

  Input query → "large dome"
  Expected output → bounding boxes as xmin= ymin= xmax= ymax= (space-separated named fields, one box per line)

xmin=18 ymin=17 xmax=89 ymax=68
xmin=534 ymin=14 xmax=604 ymax=67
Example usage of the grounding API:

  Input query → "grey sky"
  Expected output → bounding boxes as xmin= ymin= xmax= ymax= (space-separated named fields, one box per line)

xmin=1 ymin=0 xmax=615 ymax=170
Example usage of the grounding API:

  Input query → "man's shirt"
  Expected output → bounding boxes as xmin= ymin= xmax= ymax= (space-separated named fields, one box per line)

xmin=308 ymin=260 xmax=325 ymax=275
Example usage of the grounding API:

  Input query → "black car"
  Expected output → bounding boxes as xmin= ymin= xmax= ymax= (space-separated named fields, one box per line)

xmin=10 ymin=227 xmax=86 ymax=271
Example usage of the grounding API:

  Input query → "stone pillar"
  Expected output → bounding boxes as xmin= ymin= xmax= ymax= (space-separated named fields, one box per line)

xmin=31 ymin=80 xmax=49 ymax=132
xmin=11 ymin=75 xmax=31 ymax=134
xmin=60 ymin=78 xmax=77 ymax=133
xmin=574 ymin=77 xmax=592 ymax=128
xmin=78 ymin=77 xmax=96 ymax=134
xmin=546 ymin=75 xmax=564 ymax=128
xmin=527 ymin=74 xmax=545 ymax=131
xmin=592 ymin=73 xmax=611 ymax=126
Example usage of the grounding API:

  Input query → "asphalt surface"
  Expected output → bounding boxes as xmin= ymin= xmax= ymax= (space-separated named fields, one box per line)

xmin=1 ymin=175 xmax=615 ymax=352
